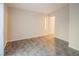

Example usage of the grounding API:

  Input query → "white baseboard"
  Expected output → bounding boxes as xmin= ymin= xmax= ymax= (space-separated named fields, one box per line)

xmin=4 ymin=41 xmax=7 ymax=48
xmin=55 ymin=36 xmax=68 ymax=42
xmin=8 ymin=34 xmax=53 ymax=42
xmin=69 ymin=45 xmax=79 ymax=51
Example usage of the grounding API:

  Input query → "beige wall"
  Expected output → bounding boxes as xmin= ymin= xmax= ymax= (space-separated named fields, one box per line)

xmin=4 ymin=4 xmax=8 ymax=47
xmin=49 ymin=5 xmax=69 ymax=41
xmin=69 ymin=4 xmax=79 ymax=51
xmin=8 ymin=7 xmax=49 ymax=42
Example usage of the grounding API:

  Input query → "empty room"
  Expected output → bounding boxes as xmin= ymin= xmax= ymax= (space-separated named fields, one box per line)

xmin=0 ymin=3 xmax=79 ymax=56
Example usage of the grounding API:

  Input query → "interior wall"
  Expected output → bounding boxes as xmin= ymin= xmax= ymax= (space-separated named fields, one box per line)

xmin=49 ymin=5 xmax=69 ymax=41
xmin=0 ymin=3 xmax=4 ymax=56
xmin=4 ymin=4 xmax=8 ymax=47
xmin=8 ymin=7 xmax=48 ymax=42
xmin=69 ymin=4 xmax=79 ymax=51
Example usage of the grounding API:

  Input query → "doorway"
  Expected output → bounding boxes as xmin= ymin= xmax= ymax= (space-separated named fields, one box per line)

xmin=48 ymin=16 xmax=55 ymax=36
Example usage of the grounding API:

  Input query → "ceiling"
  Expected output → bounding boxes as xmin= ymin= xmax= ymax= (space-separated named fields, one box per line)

xmin=7 ymin=3 xmax=68 ymax=14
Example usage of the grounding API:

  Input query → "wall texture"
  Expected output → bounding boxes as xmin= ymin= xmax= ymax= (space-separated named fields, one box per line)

xmin=49 ymin=5 xmax=69 ymax=41
xmin=8 ymin=7 xmax=48 ymax=42
xmin=69 ymin=4 xmax=79 ymax=51
xmin=0 ymin=3 xmax=4 ymax=56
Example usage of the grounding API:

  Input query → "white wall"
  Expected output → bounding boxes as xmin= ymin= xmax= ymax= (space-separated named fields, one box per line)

xmin=69 ymin=4 xmax=79 ymax=51
xmin=8 ymin=7 xmax=48 ymax=42
xmin=49 ymin=5 xmax=69 ymax=41
xmin=0 ymin=3 xmax=4 ymax=56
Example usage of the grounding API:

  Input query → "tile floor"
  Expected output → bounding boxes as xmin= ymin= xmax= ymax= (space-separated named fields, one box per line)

xmin=4 ymin=35 xmax=79 ymax=56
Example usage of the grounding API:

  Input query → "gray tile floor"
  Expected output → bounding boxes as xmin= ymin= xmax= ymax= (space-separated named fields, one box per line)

xmin=4 ymin=35 xmax=79 ymax=56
